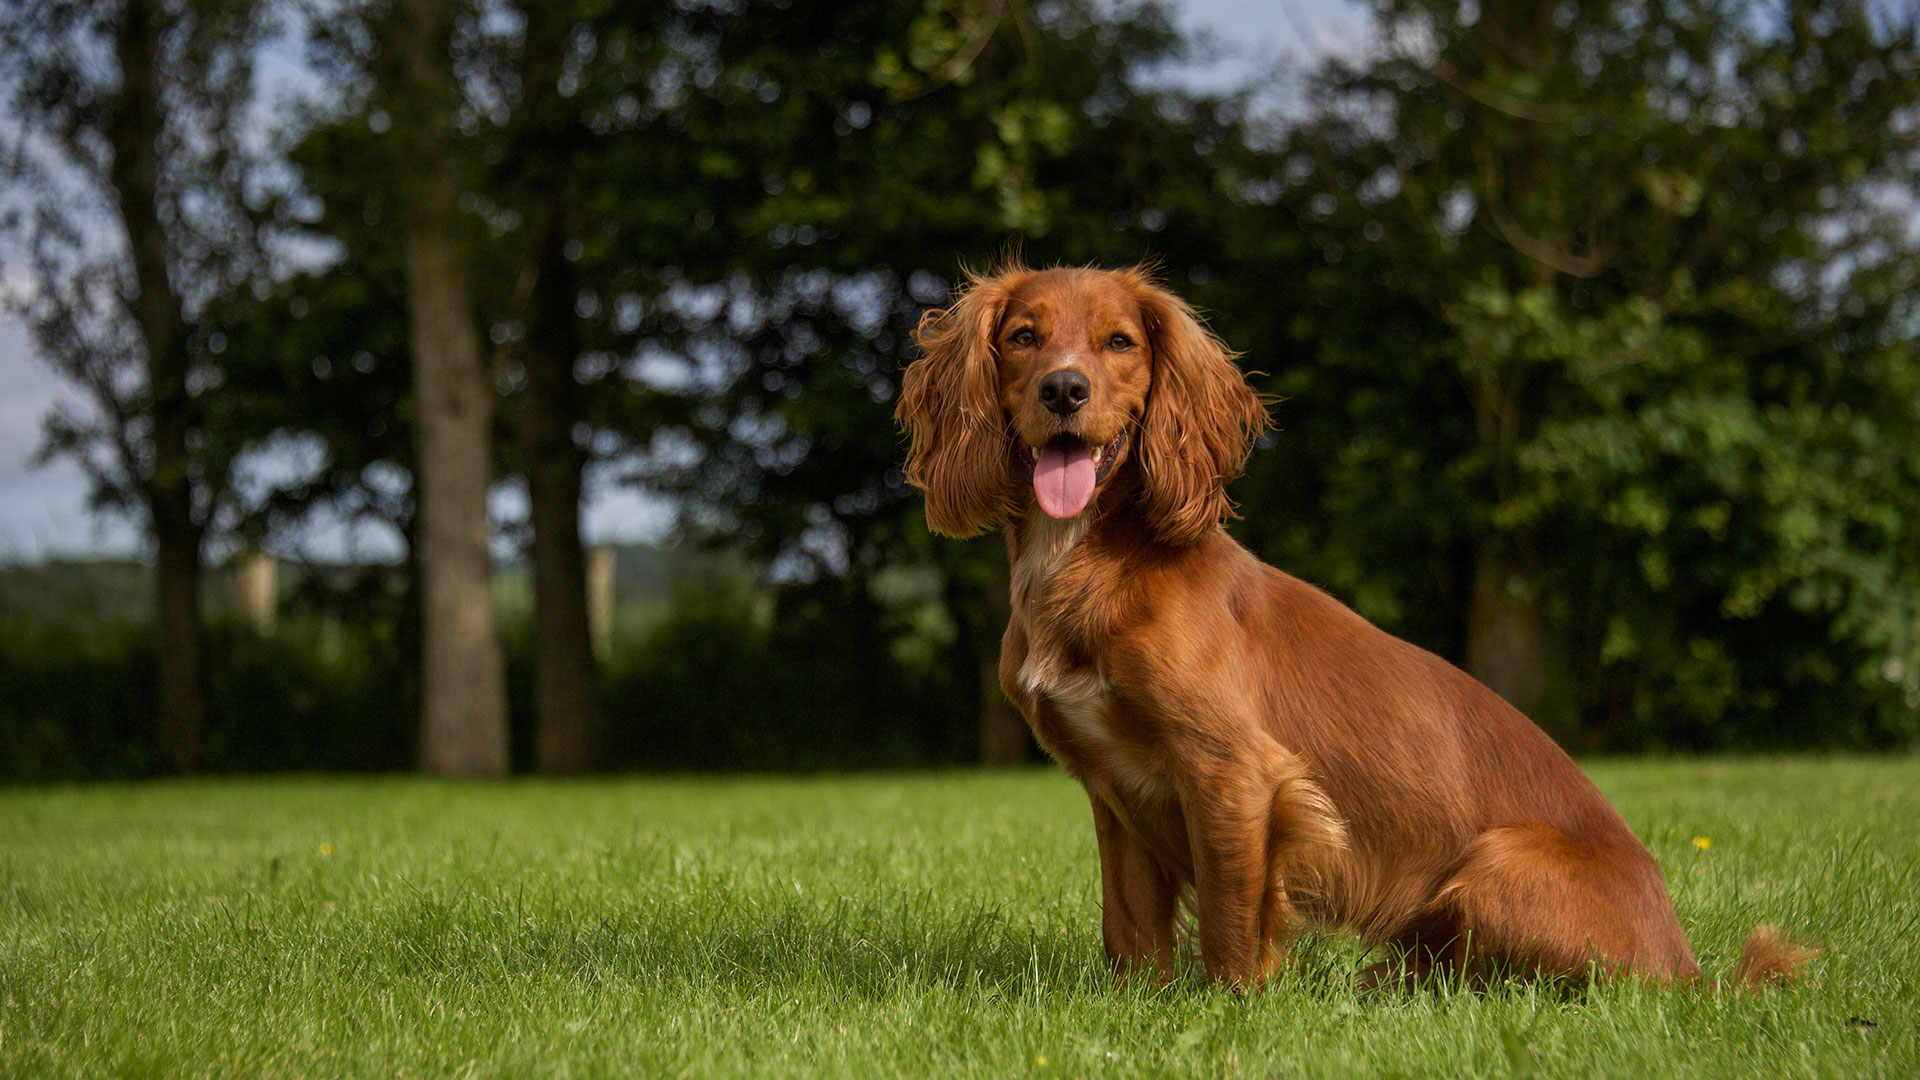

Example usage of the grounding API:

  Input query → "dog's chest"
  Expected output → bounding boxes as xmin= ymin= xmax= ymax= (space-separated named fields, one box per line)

xmin=1023 ymin=665 xmax=1166 ymax=800
xmin=1010 ymin=519 xmax=1170 ymax=803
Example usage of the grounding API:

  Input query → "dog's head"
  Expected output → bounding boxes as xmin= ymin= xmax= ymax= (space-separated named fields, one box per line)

xmin=896 ymin=264 xmax=1269 ymax=545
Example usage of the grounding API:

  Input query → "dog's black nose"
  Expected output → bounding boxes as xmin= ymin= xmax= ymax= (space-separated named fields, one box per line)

xmin=1038 ymin=370 xmax=1091 ymax=416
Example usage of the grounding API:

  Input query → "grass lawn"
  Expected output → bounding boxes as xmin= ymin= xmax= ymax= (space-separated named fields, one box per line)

xmin=1 ymin=758 xmax=1915 ymax=1078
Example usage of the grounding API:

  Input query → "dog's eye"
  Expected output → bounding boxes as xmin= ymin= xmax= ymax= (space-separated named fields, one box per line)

xmin=1108 ymin=333 xmax=1134 ymax=351
xmin=1011 ymin=328 xmax=1036 ymax=347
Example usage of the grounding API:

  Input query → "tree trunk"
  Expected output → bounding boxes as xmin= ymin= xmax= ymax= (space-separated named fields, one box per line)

xmin=1453 ymin=3 xmax=1567 ymax=736
xmin=1461 ymin=365 xmax=1559 ymax=730
xmin=151 ymin=504 xmax=206 ymax=773
xmin=379 ymin=0 xmax=511 ymax=777
xmin=1463 ymin=531 xmax=1556 ymax=726
xmin=111 ymin=0 xmax=206 ymax=775
xmin=398 ymin=514 xmax=426 ymax=749
xmin=522 ymin=212 xmax=606 ymax=776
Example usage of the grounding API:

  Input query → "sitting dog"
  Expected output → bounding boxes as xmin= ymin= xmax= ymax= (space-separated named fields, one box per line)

xmin=895 ymin=263 xmax=1808 ymax=989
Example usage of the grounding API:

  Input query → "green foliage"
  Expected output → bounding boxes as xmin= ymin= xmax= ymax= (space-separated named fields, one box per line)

xmin=1 ymin=762 xmax=1916 ymax=1075
xmin=0 ymin=614 xmax=410 ymax=781
xmin=600 ymin=553 xmax=971 ymax=771
xmin=0 ymin=617 xmax=159 ymax=780
xmin=0 ymin=547 xmax=972 ymax=780
xmin=1238 ymin=0 xmax=1920 ymax=748
xmin=597 ymin=0 xmax=1242 ymax=561
xmin=0 ymin=617 xmax=402 ymax=780
xmin=205 ymin=0 xmax=1273 ymax=764
xmin=544 ymin=0 xmax=1285 ymax=758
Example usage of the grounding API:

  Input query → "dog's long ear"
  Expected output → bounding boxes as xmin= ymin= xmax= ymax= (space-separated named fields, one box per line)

xmin=1132 ymin=277 xmax=1271 ymax=546
xmin=896 ymin=271 xmax=1019 ymax=537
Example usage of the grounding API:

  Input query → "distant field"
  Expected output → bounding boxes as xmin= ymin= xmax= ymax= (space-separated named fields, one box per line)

xmin=2 ymin=759 xmax=1915 ymax=1077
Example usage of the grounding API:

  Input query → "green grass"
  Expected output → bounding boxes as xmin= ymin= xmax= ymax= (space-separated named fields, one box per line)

xmin=1 ymin=759 xmax=1915 ymax=1078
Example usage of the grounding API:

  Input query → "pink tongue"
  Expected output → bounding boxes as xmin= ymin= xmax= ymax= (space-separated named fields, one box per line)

xmin=1033 ymin=444 xmax=1097 ymax=519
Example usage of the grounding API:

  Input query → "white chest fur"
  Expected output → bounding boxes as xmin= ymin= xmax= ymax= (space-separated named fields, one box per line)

xmin=1009 ymin=513 xmax=1092 ymax=701
xmin=1008 ymin=515 xmax=1088 ymax=617
xmin=1009 ymin=516 xmax=1171 ymax=804
xmin=1030 ymin=664 xmax=1172 ymax=804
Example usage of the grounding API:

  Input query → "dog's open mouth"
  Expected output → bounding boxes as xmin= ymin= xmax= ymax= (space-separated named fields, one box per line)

xmin=1015 ymin=431 xmax=1127 ymax=520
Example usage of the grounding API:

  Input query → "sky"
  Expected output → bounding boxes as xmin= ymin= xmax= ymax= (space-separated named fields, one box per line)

xmin=0 ymin=0 xmax=1366 ymax=564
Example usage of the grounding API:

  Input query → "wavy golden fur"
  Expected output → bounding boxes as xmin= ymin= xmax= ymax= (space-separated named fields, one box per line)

xmin=896 ymin=263 xmax=1812 ymax=990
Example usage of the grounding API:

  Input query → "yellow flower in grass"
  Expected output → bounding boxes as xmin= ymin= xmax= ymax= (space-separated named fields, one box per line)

xmin=1692 ymin=836 xmax=1711 ymax=851
xmin=319 ymin=843 xmax=335 ymax=858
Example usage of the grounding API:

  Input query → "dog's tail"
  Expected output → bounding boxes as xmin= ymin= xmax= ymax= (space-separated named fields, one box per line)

xmin=1730 ymin=924 xmax=1819 ymax=989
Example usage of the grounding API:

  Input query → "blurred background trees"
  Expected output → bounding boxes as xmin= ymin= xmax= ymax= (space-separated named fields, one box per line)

xmin=1 ymin=0 xmax=271 ymax=774
xmin=1 ymin=0 xmax=1916 ymax=780
xmin=1245 ymin=0 xmax=1920 ymax=750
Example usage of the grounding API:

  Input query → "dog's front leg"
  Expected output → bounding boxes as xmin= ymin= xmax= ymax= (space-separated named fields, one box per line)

xmin=1181 ymin=775 xmax=1279 ymax=989
xmin=1089 ymin=794 xmax=1179 ymax=984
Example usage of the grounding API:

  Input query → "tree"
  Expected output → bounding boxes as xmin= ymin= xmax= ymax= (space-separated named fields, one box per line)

xmin=216 ymin=0 xmax=623 ymax=774
xmin=1252 ymin=0 xmax=1920 ymax=746
xmin=513 ymin=211 xmax=607 ymax=775
xmin=206 ymin=108 xmax=427 ymax=738
xmin=373 ymin=0 xmax=510 ymax=776
xmin=1 ymin=0 xmax=268 ymax=774
xmin=488 ymin=0 xmax=624 ymax=775
xmin=580 ymin=0 xmax=1276 ymax=763
xmin=184 ymin=0 xmax=1296 ymax=770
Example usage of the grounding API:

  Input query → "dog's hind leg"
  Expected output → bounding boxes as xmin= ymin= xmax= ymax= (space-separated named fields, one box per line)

xmin=1254 ymin=754 xmax=1348 ymax=983
xmin=1423 ymin=822 xmax=1701 ymax=984
xmin=1354 ymin=921 xmax=1460 ymax=993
